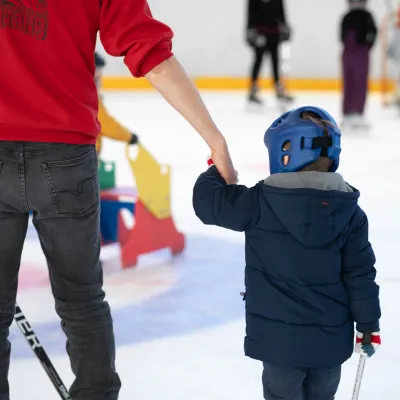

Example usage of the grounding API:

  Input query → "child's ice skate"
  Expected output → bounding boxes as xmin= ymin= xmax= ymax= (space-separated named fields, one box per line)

xmin=247 ymin=83 xmax=265 ymax=112
xmin=275 ymin=82 xmax=294 ymax=112
xmin=353 ymin=114 xmax=371 ymax=130
xmin=249 ymin=92 xmax=264 ymax=105
xmin=341 ymin=114 xmax=370 ymax=132
xmin=341 ymin=114 xmax=356 ymax=130
xmin=391 ymin=90 xmax=400 ymax=114
xmin=276 ymin=82 xmax=294 ymax=103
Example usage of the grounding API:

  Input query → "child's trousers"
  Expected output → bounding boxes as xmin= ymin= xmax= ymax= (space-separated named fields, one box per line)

xmin=262 ymin=362 xmax=341 ymax=400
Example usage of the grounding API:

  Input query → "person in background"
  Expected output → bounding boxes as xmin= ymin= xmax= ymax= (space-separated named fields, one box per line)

xmin=340 ymin=0 xmax=377 ymax=129
xmin=0 ymin=0 xmax=237 ymax=398
xmin=386 ymin=4 xmax=400 ymax=107
xmin=246 ymin=0 xmax=294 ymax=106
xmin=94 ymin=52 xmax=138 ymax=155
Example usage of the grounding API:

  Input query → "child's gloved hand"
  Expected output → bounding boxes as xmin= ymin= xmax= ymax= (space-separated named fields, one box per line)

xmin=279 ymin=24 xmax=291 ymax=42
xmin=129 ymin=133 xmax=139 ymax=145
xmin=246 ymin=29 xmax=266 ymax=48
xmin=355 ymin=332 xmax=381 ymax=357
xmin=127 ymin=133 xmax=139 ymax=160
xmin=207 ymin=158 xmax=238 ymax=183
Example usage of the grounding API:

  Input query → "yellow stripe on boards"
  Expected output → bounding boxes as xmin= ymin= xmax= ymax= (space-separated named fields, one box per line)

xmin=101 ymin=76 xmax=395 ymax=92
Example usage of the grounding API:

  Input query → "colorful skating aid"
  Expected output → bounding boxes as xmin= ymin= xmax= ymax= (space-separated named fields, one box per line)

xmin=100 ymin=188 xmax=136 ymax=244
xmin=100 ymin=144 xmax=185 ymax=268
xmin=98 ymin=159 xmax=116 ymax=190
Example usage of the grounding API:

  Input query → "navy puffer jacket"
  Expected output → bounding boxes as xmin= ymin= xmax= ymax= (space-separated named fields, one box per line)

xmin=193 ymin=167 xmax=380 ymax=368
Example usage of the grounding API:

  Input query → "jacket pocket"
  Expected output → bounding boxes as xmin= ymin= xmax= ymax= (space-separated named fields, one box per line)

xmin=41 ymin=149 xmax=98 ymax=216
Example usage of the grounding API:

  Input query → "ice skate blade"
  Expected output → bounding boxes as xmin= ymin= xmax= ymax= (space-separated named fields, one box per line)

xmin=246 ymin=101 xmax=266 ymax=113
xmin=277 ymin=96 xmax=294 ymax=103
xmin=341 ymin=124 xmax=371 ymax=135
xmin=277 ymin=98 xmax=294 ymax=113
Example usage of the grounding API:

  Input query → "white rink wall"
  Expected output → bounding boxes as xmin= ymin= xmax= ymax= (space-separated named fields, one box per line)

xmin=96 ymin=0 xmax=389 ymax=79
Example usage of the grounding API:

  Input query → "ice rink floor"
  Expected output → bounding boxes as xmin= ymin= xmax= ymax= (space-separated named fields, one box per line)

xmin=9 ymin=91 xmax=400 ymax=399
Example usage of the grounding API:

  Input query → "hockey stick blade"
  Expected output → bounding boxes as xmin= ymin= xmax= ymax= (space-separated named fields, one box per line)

xmin=14 ymin=303 xmax=72 ymax=400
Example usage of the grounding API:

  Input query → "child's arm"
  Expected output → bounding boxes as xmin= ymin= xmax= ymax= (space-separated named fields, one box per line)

xmin=342 ymin=208 xmax=381 ymax=333
xmin=98 ymin=97 xmax=136 ymax=143
xmin=247 ymin=0 xmax=258 ymax=30
xmin=193 ymin=163 xmax=260 ymax=232
xmin=278 ymin=0 xmax=287 ymax=26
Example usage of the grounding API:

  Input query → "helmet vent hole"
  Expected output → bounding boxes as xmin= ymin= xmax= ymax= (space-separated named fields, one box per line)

xmin=282 ymin=140 xmax=291 ymax=151
xmin=282 ymin=155 xmax=290 ymax=166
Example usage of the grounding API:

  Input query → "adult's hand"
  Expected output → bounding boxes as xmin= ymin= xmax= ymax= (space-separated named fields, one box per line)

xmin=210 ymin=137 xmax=237 ymax=184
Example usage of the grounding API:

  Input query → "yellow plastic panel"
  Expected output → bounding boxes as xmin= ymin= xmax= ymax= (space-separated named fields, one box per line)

xmin=126 ymin=144 xmax=171 ymax=219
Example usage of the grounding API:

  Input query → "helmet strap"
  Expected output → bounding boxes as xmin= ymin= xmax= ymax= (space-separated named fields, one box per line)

xmin=301 ymin=136 xmax=333 ymax=158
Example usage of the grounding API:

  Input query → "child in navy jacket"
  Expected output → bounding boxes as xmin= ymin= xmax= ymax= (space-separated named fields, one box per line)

xmin=192 ymin=106 xmax=381 ymax=400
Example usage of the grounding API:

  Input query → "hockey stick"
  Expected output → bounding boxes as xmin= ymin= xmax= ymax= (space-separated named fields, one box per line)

xmin=351 ymin=355 xmax=367 ymax=400
xmin=14 ymin=303 xmax=72 ymax=400
xmin=352 ymin=331 xmax=374 ymax=400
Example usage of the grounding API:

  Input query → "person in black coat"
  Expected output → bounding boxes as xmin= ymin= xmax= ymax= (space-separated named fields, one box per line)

xmin=193 ymin=106 xmax=381 ymax=400
xmin=246 ymin=0 xmax=293 ymax=105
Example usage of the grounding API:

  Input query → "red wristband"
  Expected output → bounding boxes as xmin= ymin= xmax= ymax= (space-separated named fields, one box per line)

xmin=207 ymin=158 xmax=214 ymax=166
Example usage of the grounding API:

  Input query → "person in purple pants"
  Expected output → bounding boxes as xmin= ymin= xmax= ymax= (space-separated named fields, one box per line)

xmin=340 ymin=0 xmax=377 ymax=130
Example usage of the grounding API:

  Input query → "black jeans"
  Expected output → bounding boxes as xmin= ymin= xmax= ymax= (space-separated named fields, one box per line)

xmin=0 ymin=142 xmax=121 ymax=399
xmin=262 ymin=362 xmax=341 ymax=400
xmin=251 ymin=34 xmax=280 ymax=84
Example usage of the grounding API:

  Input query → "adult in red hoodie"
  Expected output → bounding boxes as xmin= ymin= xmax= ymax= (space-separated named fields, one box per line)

xmin=0 ymin=0 xmax=236 ymax=398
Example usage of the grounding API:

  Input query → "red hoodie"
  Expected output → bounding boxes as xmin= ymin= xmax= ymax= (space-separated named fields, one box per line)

xmin=0 ymin=0 xmax=174 ymax=144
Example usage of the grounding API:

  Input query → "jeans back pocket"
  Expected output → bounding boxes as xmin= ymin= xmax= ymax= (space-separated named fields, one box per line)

xmin=41 ymin=149 xmax=98 ymax=216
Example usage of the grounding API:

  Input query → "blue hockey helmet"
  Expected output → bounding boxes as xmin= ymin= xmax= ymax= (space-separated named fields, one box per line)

xmin=264 ymin=106 xmax=341 ymax=174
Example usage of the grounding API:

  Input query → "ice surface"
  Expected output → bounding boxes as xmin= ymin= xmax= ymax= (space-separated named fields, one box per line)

xmin=9 ymin=91 xmax=399 ymax=399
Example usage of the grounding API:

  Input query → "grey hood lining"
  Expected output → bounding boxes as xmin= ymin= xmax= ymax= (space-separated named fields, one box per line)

xmin=264 ymin=172 xmax=353 ymax=193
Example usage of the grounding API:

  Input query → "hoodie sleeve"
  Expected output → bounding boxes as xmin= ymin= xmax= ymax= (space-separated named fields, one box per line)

xmin=340 ymin=14 xmax=346 ymax=44
xmin=247 ymin=0 xmax=259 ymax=29
xmin=278 ymin=0 xmax=287 ymax=26
xmin=340 ymin=13 xmax=350 ymax=44
xmin=366 ymin=11 xmax=378 ymax=48
xmin=99 ymin=0 xmax=174 ymax=77
xmin=342 ymin=208 xmax=381 ymax=332
xmin=193 ymin=166 xmax=260 ymax=232
xmin=98 ymin=97 xmax=132 ymax=143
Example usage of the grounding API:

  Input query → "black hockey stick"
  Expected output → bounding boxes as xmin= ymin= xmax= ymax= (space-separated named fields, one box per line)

xmin=14 ymin=303 xmax=72 ymax=400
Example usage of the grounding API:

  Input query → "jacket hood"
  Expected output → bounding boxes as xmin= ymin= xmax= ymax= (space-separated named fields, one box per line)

xmin=261 ymin=172 xmax=360 ymax=248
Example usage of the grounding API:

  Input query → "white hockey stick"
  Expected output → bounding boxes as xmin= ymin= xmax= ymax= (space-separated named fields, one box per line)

xmin=351 ymin=355 xmax=367 ymax=400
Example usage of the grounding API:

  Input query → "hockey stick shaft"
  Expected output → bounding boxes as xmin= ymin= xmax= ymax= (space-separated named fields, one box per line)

xmin=351 ymin=355 xmax=367 ymax=400
xmin=14 ymin=303 xmax=72 ymax=400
